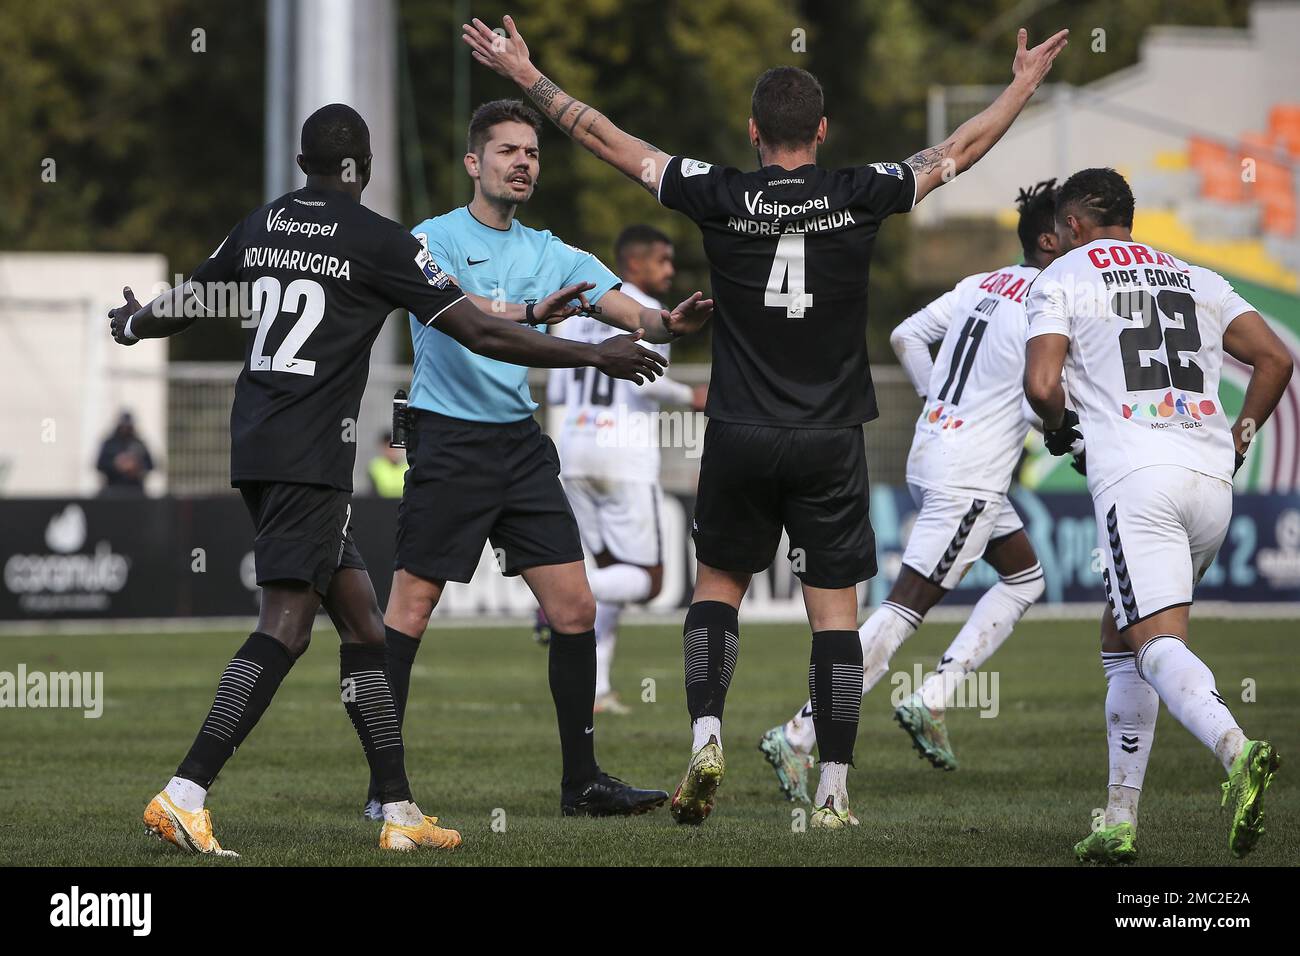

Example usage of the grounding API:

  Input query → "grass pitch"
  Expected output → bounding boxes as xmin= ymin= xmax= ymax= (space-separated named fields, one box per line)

xmin=0 ymin=618 xmax=1294 ymax=866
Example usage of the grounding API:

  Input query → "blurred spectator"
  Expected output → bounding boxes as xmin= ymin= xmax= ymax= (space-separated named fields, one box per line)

xmin=368 ymin=431 xmax=408 ymax=498
xmin=96 ymin=411 xmax=154 ymax=495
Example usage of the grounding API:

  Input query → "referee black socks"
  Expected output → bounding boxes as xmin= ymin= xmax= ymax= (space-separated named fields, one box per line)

xmin=808 ymin=630 xmax=864 ymax=766
xmin=176 ymin=632 xmax=295 ymax=788
xmin=549 ymin=628 xmax=600 ymax=790
xmin=683 ymin=600 xmax=739 ymax=721
xmin=341 ymin=642 xmax=412 ymax=804
xmin=384 ymin=626 xmax=421 ymax=729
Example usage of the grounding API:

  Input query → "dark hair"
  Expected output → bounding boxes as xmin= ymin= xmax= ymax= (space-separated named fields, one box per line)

xmin=468 ymin=99 xmax=543 ymax=155
xmin=1015 ymin=179 xmax=1058 ymax=258
xmin=300 ymin=104 xmax=371 ymax=176
xmin=1056 ymin=167 xmax=1135 ymax=229
xmin=614 ymin=224 xmax=672 ymax=268
xmin=751 ymin=67 xmax=824 ymax=150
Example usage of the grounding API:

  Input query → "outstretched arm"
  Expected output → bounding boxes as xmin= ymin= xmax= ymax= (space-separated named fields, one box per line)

xmin=587 ymin=288 xmax=713 ymax=343
xmin=109 ymin=285 xmax=200 ymax=345
xmin=435 ymin=298 xmax=667 ymax=384
xmin=907 ymin=28 xmax=1068 ymax=205
xmin=462 ymin=16 xmax=668 ymax=195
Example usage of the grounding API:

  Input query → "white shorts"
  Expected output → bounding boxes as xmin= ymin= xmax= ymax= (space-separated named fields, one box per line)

xmin=1094 ymin=465 xmax=1232 ymax=631
xmin=902 ymin=485 xmax=1024 ymax=590
xmin=562 ymin=476 xmax=665 ymax=567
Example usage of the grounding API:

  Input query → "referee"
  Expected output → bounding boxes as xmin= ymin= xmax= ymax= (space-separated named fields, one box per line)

xmin=372 ymin=99 xmax=712 ymax=819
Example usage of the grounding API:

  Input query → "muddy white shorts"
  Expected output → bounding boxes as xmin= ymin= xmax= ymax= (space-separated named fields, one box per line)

xmin=902 ymin=485 xmax=1024 ymax=590
xmin=1094 ymin=465 xmax=1232 ymax=631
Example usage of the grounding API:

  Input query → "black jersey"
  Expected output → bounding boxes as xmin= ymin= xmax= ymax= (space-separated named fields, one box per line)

xmin=658 ymin=156 xmax=916 ymax=427
xmin=188 ymin=186 xmax=466 ymax=491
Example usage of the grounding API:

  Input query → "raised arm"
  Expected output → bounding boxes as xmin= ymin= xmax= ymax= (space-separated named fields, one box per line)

xmin=907 ymin=28 xmax=1068 ymax=206
xmin=462 ymin=16 xmax=668 ymax=195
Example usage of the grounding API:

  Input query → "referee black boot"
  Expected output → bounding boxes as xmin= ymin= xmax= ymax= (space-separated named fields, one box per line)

xmin=561 ymin=772 xmax=668 ymax=817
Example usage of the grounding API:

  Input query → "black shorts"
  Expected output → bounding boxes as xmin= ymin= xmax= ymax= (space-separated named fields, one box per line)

xmin=395 ymin=410 xmax=584 ymax=584
xmin=692 ymin=420 xmax=876 ymax=589
xmin=238 ymin=481 xmax=365 ymax=597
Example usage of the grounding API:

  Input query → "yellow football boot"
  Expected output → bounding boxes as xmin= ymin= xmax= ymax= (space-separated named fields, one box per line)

xmin=379 ymin=814 xmax=463 ymax=852
xmin=143 ymin=791 xmax=239 ymax=857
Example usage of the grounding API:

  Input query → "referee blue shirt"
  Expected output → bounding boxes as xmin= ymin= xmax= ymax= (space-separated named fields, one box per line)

xmin=409 ymin=206 xmax=621 ymax=423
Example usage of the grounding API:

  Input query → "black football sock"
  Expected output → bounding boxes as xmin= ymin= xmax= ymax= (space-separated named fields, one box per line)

xmin=176 ymin=632 xmax=295 ymax=788
xmin=341 ymin=643 xmax=412 ymax=805
xmin=549 ymin=628 xmax=599 ymax=790
xmin=808 ymin=629 xmax=864 ymax=765
xmin=683 ymin=600 xmax=739 ymax=721
xmin=367 ymin=626 xmax=421 ymax=801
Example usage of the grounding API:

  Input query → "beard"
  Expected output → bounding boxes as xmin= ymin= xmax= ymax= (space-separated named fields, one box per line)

xmin=484 ymin=179 xmax=534 ymax=206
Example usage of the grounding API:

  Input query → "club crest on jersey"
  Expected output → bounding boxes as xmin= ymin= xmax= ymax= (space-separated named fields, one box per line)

xmin=870 ymin=162 xmax=905 ymax=180
xmin=681 ymin=158 xmax=713 ymax=178
xmin=415 ymin=248 xmax=454 ymax=289
xmin=1122 ymin=391 xmax=1216 ymax=424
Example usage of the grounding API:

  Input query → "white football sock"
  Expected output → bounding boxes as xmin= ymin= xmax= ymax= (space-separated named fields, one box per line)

xmin=165 ymin=776 xmax=206 ymax=813
xmin=1101 ymin=651 xmax=1158 ymax=829
xmin=919 ymin=566 xmax=1043 ymax=713
xmin=382 ymin=799 xmax=424 ymax=827
xmin=692 ymin=715 xmax=721 ymax=752
xmin=783 ymin=700 xmax=817 ymax=754
xmin=861 ymin=601 xmax=922 ymax=694
xmin=594 ymin=601 xmax=621 ymax=698
xmin=814 ymin=761 xmax=849 ymax=810
xmin=1137 ymin=635 xmax=1245 ymax=772
xmin=587 ymin=564 xmax=652 ymax=604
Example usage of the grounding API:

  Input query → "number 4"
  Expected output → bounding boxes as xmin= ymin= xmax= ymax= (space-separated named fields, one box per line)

xmin=765 ymin=234 xmax=814 ymax=318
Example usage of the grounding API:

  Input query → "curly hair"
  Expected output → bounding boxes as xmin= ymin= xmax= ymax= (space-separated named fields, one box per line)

xmin=1055 ymin=167 xmax=1135 ymax=229
xmin=1015 ymin=178 xmax=1058 ymax=258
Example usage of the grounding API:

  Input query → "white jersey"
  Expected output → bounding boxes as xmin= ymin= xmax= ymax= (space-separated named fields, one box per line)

xmin=1026 ymin=238 xmax=1254 ymax=497
xmin=548 ymin=282 xmax=692 ymax=481
xmin=899 ymin=264 xmax=1040 ymax=498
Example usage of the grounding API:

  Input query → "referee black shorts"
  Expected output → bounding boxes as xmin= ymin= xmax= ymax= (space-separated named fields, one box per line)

xmin=237 ymin=480 xmax=366 ymax=597
xmin=692 ymin=420 xmax=876 ymax=589
xmin=395 ymin=409 xmax=585 ymax=584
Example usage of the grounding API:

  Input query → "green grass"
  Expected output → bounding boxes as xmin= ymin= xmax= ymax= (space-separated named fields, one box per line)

xmin=0 ymin=619 xmax=1295 ymax=866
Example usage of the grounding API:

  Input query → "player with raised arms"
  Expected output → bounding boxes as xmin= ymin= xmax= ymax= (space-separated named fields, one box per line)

xmin=1025 ymin=167 xmax=1292 ymax=862
xmin=109 ymin=104 xmax=665 ymax=855
xmin=464 ymin=15 xmax=1067 ymax=828
xmin=759 ymin=181 xmax=1065 ymax=802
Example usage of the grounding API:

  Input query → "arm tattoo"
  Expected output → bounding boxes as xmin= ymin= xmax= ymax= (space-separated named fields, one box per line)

xmin=906 ymin=144 xmax=950 ymax=174
xmin=565 ymin=104 xmax=593 ymax=136
xmin=526 ymin=75 xmax=563 ymax=112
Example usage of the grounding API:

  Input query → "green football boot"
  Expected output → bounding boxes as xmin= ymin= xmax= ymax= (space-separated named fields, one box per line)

xmin=894 ymin=692 xmax=958 ymax=771
xmin=1221 ymin=739 xmax=1281 ymax=859
xmin=809 ymin=794 xmax=859 ymax=830
xmin=1074 ymin=821 xmax=1137 ymax=864
xmin=758 ymin=725 xmax=816 ymax=803
xmin=670 ymin=735 xmax=725 ymax=826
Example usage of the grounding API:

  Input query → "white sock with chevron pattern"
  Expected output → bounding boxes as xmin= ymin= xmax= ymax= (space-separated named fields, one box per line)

xmin=1101 ymin=651 xmax=1157 ymax=829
